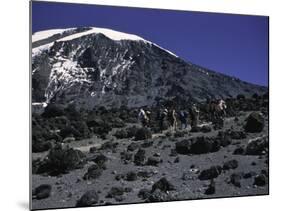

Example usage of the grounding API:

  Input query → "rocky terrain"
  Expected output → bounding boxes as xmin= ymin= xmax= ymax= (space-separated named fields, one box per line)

xmin=31 ymin=27 xmax=268 ymax=210
xmin=31 ymin=93 xmax=269 ymax=210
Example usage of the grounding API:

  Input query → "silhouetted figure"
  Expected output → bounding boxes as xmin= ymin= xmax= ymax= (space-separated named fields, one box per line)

xmin=189 ymin=104 xmax=199 ymax=129
xmin=178 ymin=110 xmax=188 ymax=129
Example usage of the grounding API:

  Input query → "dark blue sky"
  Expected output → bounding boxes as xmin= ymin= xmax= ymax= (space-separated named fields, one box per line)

xmin=32 ymin=1 xmax=269 ymax=86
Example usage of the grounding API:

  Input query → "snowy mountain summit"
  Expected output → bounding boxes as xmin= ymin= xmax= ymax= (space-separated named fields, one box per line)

xmin=32 ymin=27 xmax=266 ymax=109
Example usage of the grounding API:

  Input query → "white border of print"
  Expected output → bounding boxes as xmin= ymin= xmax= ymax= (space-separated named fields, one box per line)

xmin=0 ymin=0 xmax=279 ymax=211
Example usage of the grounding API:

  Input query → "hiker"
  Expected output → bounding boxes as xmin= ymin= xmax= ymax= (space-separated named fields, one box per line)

xmin=189 ymin=104 xmax=199 ymax=129
xmin=178 ymin=110 xmax=188 ymax=129
xmin=168 ymin=108 xmax=178 ymax=131
xmin=209 ymin=99 xmax=227 ymax=120
xmin=214 ymin=99 xmax=227 ymax=129
xmin=138 ymin=108 xmax=150 ymax=127
xmin=159 ymin=108 xmax=168 ymax=132
xmin=217 ymin=99 xmax=227 ymax=117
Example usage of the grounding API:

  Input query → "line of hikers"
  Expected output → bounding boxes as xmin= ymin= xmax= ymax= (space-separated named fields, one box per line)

xmin=138 ymin=99 xmax=227 ymax=132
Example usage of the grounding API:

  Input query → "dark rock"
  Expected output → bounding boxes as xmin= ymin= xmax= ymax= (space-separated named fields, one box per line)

xmin=114 ymin=129 xmax=128 ymax=139
xmin=201 ymin=125 xmax=212 ymax=133
xmin=127 ymin=142 xmax=139 ymax=151
xmin=237 ymin=94 xmax=245 ymax=100
xmin=126 ymin=171 xmax=138 ymax=181
xmin=114 ymin=195 xmax=124 ymax=202
xmin=152 ymin=177 xmax=175 ymax=192
xmin=217 ymin=131 xmax=232 ymax=147
xmin=90 ymin=153 xmax=108 ymax=169
xmin=176 ymin=136 xmax=220 ymax=155
xmin=120 ymin=151 xmax=133 ymax=163
xmin=174 ymin=130 xmax=185 ymax=138
xmin=223 ymin=160 xmax=239 ymax=170
xmin=106 ymin=187 xmax=125 ymax=198
xmin=198 ymin=166 xmax=222 ymax=180
xmin=243 ymin=171 xmax=257 ymax=179
xmin=83 ymin=164 xmax=103 ymax=180
xmin=153 ymin=152 xmax=161 ymax=157
xmin=76 ymin=190 xmax=99 ymax=207
xmin=137 ymin=171 xmax=155 ymax=178
xmin=33 ymin=184 xmax=52 ymax=200
xmin=36 ymin=145 xmax=86 ymax=175
xmin=233 ymin=146 xmax=245 ymax=155
xmin=42 ymin=104 xmax=65 ymax=118
xmin=124 ymin=187 xmax=133 ymax=193
xmin=89 ymin=146 xmax=97 ymax=153
xmin=245 ymin=112 xmax=265 ymax=133
xmin=261 ymin=169 xmax=268 ymax=177
xmin=135 ymin=127 xmax=152 ymax=141
xmin=169 ymin=149 xmax=178 ymax=157
xmin=146 ymin=157 xmax=162 ymax=166
xmin=175 ymin=139 xmax=191 ymax=154
xmin=141 ymin=140 xmax=153 ymax=148
xmin=254 ymin=174 xmax=267 ymax=186
xmin=245 ymin=137 xmax=268 ymax=155
xmin=174 ymin=157 xmax=180 ymax=163
xmin=190 ymin=136 xmax=220 ymax=154
xmin=32 ymin=140 xmax=54 ymax=153
xmin=126 ymin=126 xmax=139 ymax=138
xmin=134 ymin=149 xmax=146 ymax=166
xmin=230 ymin=173 xmax=242 ymax=187
xmin=165 ymin=131 xmax=172 ymax=137
xmin=115 ymin=174 xmax=124 ymax=181
xmin=60 ymin=125 xmax=81 ymax=139
xmin=204 ymin=180 xmax=215 ymax=195
xmin=229 ymin=130 xmax=246 ymax=139
xmin=138 ymin=189 xmax=151 ymax=200
xmin=190 ymin=126 xmax=200 ymax=132
xmin=146 ymin=189 xmax=175 ymax=202
xmin=100 ymin=141 xmax=118 ymax=151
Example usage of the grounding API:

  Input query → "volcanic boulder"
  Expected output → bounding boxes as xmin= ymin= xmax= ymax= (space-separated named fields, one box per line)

xmin=223 ymin=160 xmax=239 ymax=170
xmin=36 ymin=145 xmax=86 ymax=175
xmin=134 ymin=149 xmax=146 ymax=166
xmin=76 ymin=190 xmax=99 ymax=207
xmin=83 ymin=164 xmax=103 ymax=180
xmin=106 ymin=186 xmax=131 ymax=201
xmin=175 ymin=136 xmax=220 ymax=155
xmin=135 ymin=127 xmax=152 ymax=141
xmin=204 ymin=180 xmax=215 ymax=195
xmin=138 ymin=189 xmax=151 ymax=200
xmin=151 ymin=177 xmax=175 ymax=192
xmin=146 ymin=157 xmax=162 ymax=166
xmin=127 ymin=142 xmax=140 ymax=151
xmin=244 ymin=112 xmax=265 ymax=133
xmin=90 ymin=153 xmax=108 ymax=169
xmin=245 ymin=137 xmax=268 ymax=155
xmin=146 ymin=189 xmax=175 ymax=202
xmin=198 ymin=166 xmax=222 ymax=180
xmin=33 ymin=184 xmax=52 ymax=200
xmin=126 ymin=171 xmax=138 ymax=181
xmin=230 ymin=173 xmax=242 ymax=187
xmin=254 ymin=174 xmax=267 ymax=186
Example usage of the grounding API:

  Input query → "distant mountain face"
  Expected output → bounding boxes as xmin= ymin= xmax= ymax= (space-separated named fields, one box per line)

xmin=32 ymin=27 xmax=267 ymax=109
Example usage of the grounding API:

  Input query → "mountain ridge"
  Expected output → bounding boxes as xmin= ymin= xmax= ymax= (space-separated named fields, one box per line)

xmin=31 ymin=27 xmax=267 ymax=110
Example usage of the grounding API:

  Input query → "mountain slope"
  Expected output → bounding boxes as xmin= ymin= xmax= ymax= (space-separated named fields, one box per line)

xmin=32 ymin=27 xmax=267 ymax=109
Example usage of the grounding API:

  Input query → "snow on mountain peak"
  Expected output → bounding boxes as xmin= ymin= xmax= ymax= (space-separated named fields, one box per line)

xmin=32 ymin=27 xmax=178 ymax=58
xmin=57 ymin=27 xmax=145 ymax=42
xmin=32 ymin=28 xmax=75 ymax=43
